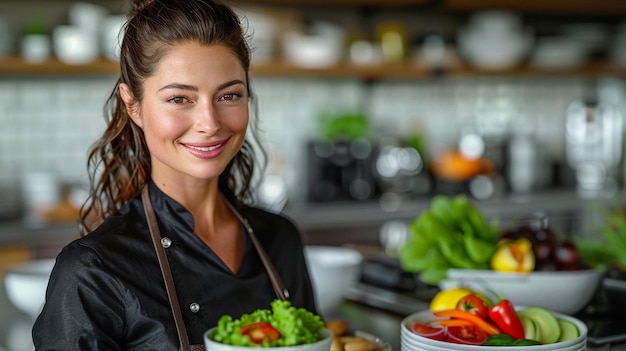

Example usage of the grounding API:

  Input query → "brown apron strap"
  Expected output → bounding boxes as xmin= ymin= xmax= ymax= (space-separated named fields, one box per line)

xmin=141 ymin=185 xmax=289 ymax=351
xmin=142 ymin=186 xmax=192 ymax=351
xmin=223 ymin=198 xmax=289 ymax=301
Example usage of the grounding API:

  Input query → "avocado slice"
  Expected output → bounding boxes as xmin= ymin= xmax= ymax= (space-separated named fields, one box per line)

xmin=517 ymin=307 xmax=561 ymax=344
xmin=519 ymin=315 xmax=539 ymax=341
xmin=557 ymin=319 xmax=580 ymax=342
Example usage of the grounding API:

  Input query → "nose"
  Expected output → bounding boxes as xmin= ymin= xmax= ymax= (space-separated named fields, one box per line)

xmin=195 ymin=101 xmax=220 ymax=133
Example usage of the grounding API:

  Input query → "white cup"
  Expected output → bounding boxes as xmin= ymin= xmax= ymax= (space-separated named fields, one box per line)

xmin=20 ymin=34 xmax=51 ymax=63
xmin=53 ymin=25 xmax=98 ymax=64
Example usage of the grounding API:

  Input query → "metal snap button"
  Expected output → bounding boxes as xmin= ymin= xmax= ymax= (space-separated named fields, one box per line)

xmin=161 ymin=237 xmax=172 ymax=248
xmin=190 ymin=302 xmax=200 ymax=313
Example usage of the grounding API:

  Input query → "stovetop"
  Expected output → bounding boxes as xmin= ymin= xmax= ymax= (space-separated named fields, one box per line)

xmin=346 ymin=256 xmax=626 ymax=348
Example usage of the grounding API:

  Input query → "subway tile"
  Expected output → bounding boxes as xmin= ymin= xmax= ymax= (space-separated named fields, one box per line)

xmin=0 ymin=76 xmax=592 ymax=194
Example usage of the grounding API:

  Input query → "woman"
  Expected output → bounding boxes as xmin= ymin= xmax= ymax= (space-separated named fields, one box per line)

xmin=32 ymin=0 xmax=317 ymax=349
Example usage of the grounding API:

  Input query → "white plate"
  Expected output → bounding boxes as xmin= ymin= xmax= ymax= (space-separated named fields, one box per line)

xmin=401 ymin=309 xmax=587 ymax=351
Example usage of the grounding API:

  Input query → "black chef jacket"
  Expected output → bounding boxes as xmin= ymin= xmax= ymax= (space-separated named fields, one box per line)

xmin=32 ymin=181 xmax=317 ymax=350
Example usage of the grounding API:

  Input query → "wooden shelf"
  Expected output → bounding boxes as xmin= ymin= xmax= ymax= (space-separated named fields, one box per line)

xmin=2 ymin=55 xmax=625 ymax=79
xmin=236 ymin=0 xmax=626 ymax=16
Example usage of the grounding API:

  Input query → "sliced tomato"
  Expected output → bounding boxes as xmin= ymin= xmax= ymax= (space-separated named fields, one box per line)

xmin=456 ymin=294 xmax=489 ymax=320
xmin=446 ymin=325 xmax=488 ymax=345
xmin=411 ymin=322 xmax=446 ymax=341
xmin=240 ymin=322 xmax=281 ymax=344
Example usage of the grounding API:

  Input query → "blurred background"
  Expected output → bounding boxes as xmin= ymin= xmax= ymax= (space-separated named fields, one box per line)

xmin=0 ymin=0 xmax=626 ymax=246
xmin=2 ymin=1 xmax=626 ymax=350
xmin=2 ymin=0 xmax=626 ymax=273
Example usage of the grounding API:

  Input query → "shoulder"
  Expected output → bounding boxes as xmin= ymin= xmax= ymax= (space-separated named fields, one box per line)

xmin=44 ymin=237 xmax=125 ymax=307
xmin=54 ymin=198 xmax=152 ymax=280
xmin=241 ymin=206 xmax=300 ymax=236
xmin=80 ymin=196 xmax=149 ymax=250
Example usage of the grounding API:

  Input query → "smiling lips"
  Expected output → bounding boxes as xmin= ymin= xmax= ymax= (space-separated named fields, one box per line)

xmin=182 ymin=139 xmax=228 ymax=159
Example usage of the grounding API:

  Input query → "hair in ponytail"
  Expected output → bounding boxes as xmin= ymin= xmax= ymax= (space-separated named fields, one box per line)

xmin=128 ymin=0 xmax=155 ymax=17
xmin=79 ymin=0 xmax=263 ymax=235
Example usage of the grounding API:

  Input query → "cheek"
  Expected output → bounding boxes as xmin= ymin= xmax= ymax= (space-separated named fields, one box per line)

xmin=141 ymin=107 xmax=186 ymax=141
xmin=226 ymin=109 xmax=249 ymax=133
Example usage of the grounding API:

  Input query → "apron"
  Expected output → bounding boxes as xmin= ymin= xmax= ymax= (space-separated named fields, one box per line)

xmin=141 ymin=186 xmax=289 ymax=351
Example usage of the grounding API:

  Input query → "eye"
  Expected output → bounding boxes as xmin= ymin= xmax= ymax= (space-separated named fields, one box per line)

xmin=167 ymin=96 xmax=189 ymax=104
xmin=220 ymin=93 xmax=242 ymax=102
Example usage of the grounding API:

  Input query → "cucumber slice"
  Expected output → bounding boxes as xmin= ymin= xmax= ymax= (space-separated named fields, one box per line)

xmin=557 ymin=319 xmax=579 ymax=342
xmin=517 ymin=307 xmax=561 ymax=344
xmin=519 ymin=315 xmax=539 ymax=341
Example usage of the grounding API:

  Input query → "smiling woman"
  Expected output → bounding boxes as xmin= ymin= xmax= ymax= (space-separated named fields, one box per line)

xmin=31 ymin=0 xmax=318 ymax=350
xmin=120 ymin=43 xmax=250 ymax=197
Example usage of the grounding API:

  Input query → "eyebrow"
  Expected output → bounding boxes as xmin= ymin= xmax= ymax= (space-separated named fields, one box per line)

xmin=158 ymin=79 xmax=246 ymax=92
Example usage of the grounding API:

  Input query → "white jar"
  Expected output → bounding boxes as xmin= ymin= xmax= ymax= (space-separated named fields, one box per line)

xmin=20 ymin=34 xmax=51 ymax=63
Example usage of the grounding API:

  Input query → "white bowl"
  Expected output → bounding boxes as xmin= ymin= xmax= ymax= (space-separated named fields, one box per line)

xmin=282 ymin=31 xmax=343 ymax=68
xmin=401 ymin=308 xmax=587 ymax=351
xmin=440 ymin=268 xmax=602 ymax=315
xmin=53 ymin=25 xmax=99 ymax=64
xmin=457 ymin=11 xmax=533 ymax=71
xmin=204 ymin=328 xmax=332 ymax=351
xmin=4 ymin=259 xmax=55 ymax=317
xmin=304 ymin=246 xmax=363 ymax=317
xmin=457 ymin=28 xmax=533 ymax=70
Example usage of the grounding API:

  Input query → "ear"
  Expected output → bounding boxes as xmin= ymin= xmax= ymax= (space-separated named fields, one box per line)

xmin=119 ymin=83 xmax=142 ymax=127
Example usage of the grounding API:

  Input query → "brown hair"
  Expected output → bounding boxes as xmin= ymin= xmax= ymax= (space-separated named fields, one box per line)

xmin=79 ymin=0 xmax=264 ymax=235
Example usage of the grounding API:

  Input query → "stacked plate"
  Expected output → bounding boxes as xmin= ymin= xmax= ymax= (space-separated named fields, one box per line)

xmin=400 ymin=310 xmax=588 ymax=351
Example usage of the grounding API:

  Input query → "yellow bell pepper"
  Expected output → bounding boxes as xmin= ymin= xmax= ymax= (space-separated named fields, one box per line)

xmin=490 ymin=238 xmax=535 ymax=273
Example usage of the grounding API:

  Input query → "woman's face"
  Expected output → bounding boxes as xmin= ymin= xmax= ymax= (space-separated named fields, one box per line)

xmin=122 ymin=42 xmax=249 ymax=186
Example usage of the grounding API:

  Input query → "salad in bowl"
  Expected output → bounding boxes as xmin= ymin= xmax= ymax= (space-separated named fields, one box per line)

xmin=205 ymin=300 xmax=332 ymax=351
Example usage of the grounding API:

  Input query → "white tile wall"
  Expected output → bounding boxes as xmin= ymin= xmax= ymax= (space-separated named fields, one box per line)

xmin=0 ymin=75 xmax=620 ymax=203
xmin=0 ymin=77 xmax=115 ymax=185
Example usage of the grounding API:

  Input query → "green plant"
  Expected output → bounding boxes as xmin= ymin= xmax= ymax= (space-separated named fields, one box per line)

xmin=23 ymin=16 xmax=47 ymax=36
xmin=317 ymin=111 xmax=369 ymax=141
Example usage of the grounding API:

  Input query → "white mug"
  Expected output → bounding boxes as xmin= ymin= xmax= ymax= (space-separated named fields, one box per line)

xmin=53 ymin=25 xmax=98 ymax=64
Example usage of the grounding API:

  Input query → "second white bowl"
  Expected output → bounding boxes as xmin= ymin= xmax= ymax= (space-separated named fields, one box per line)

xmin=441 ymin=268 xmax=603 ymax=315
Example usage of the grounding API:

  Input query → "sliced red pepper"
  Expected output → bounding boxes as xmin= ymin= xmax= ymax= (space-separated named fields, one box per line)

xmin=488 ymin=299 xmax=525 ymax=340
xmin=433 ymin=309 xmax=501 ymax=336
xmin=240 ymin=322 xmax=281 ymax=344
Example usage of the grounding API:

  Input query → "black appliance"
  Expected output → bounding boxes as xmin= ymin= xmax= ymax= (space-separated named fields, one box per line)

xmin=306 ymin=139 xmax=378 ymax=202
